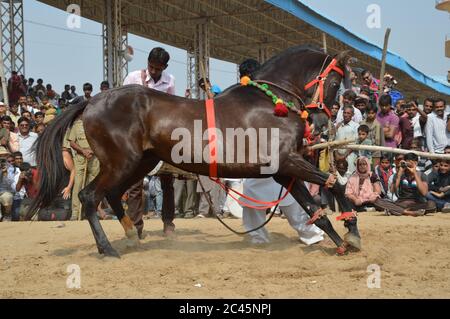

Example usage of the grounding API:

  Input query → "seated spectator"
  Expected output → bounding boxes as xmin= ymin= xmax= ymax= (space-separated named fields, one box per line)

xmin=345 ymin=157 xmax=381 ymax=211
xmin=1 ymin=115 xmax=19 ymax=154
xmin=330 ymin=101 xmax=340 ymax=126
xmin=7 ymin=103 xmax=21 ymax=128
xmin=10 ymin=152 xmax=25 ymax=221
xmin=34 ymin=112 xmax=44 ymax=126
xmin=355 ymin=124 xmax=373 ymax=163
xmin=411 ymin=138 xmax=433 ymax=175
xmin=17 ymin=117 xmax=38 ymax=167
xmin=15 ymin=162 xmax=40 ymax=220
xmin=426 ymin=159 xmax=450 ymax=213
xmin=0 ymin=156 xmax=16 ymax=222
xmin=374 ymin=153 xmax=436 ymax=216
xmin=374 ymin=154 xmax=394 ymax=198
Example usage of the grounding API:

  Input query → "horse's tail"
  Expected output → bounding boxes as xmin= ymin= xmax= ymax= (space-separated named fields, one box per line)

xmin=26 ymin=100 xmax=89 ymax=220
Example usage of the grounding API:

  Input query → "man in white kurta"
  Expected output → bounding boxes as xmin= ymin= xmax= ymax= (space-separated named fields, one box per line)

xmin=241 ymin=178 xmax=324 ymax=245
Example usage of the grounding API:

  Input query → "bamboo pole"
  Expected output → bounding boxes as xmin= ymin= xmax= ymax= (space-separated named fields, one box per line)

xmin=311 ymin=138 xmax=356 ymax=150
xmin=378 ymin=28 xmax=391 ymax=98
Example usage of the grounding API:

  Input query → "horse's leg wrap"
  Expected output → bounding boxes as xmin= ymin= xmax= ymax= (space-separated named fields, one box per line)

xmin=306 ymin=208 xmax=325 ymax=225
xmin=343 ymin=215 xmax=361 ymax=251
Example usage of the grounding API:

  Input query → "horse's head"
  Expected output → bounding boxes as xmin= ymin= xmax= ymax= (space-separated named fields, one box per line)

xmin=303 ymin=50 xmax=352 ymax=138
xmin=254 ymin=46 xmax=351 ymax=137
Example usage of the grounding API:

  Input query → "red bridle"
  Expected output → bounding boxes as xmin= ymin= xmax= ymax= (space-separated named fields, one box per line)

xmin=304 ymin=58 xmax=344 ymax=118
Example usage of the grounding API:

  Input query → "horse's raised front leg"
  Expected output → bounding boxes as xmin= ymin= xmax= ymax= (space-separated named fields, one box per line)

xmin=274 ymin=177 xmax=347 ymax=254
xmin=276 ymin=152 xmax=361 ymax=252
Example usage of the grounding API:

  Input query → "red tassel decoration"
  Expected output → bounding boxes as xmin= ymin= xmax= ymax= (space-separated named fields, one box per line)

xmin=274 ymin=102 xmax=288 ymax=117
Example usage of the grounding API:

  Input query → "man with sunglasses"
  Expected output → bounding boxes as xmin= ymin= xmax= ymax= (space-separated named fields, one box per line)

xmin=123 ymin=47 xmax=176 ymax=238
xmin=17 ymin=117 xmax=37 ymax=167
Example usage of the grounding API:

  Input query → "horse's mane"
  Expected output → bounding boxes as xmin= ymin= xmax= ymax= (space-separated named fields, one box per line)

xmin=254 ymin=44 xmax=324 ymax=77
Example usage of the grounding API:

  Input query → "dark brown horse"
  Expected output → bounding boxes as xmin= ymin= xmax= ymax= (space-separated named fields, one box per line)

xmin=29 ymin=45 xmax=360 ymax=257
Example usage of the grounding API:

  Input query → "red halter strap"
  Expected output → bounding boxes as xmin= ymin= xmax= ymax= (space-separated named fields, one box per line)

xmin=304 ymin=58 xmax=344 ymax=118
xmin=205 ymin=99 xmax=218 ymax=178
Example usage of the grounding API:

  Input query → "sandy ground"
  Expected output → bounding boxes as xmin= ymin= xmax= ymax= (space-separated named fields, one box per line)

xmin=1 ymin=212 xmax=450 ymax=299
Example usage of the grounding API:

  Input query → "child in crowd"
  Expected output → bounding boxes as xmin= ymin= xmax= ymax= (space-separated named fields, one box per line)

xmin=360 ymin=104 xmax=384 ymax=166
xmin=374 ymin=154 xmax=394 ymax=198
xmin=355 ymin=124 xmax=373 ymax=164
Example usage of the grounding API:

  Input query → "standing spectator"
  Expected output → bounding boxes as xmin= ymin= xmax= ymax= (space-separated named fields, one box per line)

xmin=355 ymin=96 xmax=369 ymax=120
xmin=26 ymin=78 xmax=35 ymax=96
xmin=34 ymin=112 xmax=45 ymax=126
xmin=398 ymin=103 xmax=414 ymax=150
xmin=425 ymin=98 xmax=449 ymax=153
xmin=1 ymin=116 xmax=19 ymax=154
xmin=18 ymin=95 xmax=39 ymax=115
xmin=361 ymin=104 xmax=384 ymax=166
xmin=100 ymin=81 xmax=110 ymax=92
xmin=394 ymin=99 xmax=407 ymax=118
xmin=70 ymin=85 xmax=78 ymax=99
xmin=61 ymin=85 xmax=72 ymax=102
xmin=406 ymin=101 xmax=427 ymax=142
xmin=330 ymin=101 xmax=340 ymax=126
xmin=46 ymin=84 xmax=57 ymax=101
xmin=17 ymin=117 xmax=38 ymax=167
xmin=355 ymin=124 xmax=373 ymax=163
xmin=422 ymin=97 xmax=434 ymax=115
xmin=334 ymin=105 xmax=359 ymax=173
xmin=67 ymin=117 xmax=100 ymax=220
xmin=174 ymin=176 xmax=198 ymax=219
xmin=33 ymin=79 xmax=46 ymax=99
xmin=7 ymin=103 xmax=21 ymax=128
xmin=361 ymin=69 xmax=380 ymax=102
xmin=426 ymin=159 xmax=450 ymax=212
xmin=144 ymin=175 xmax=163 ymax=218
xmin=376 ymin=94 xmax=400 ymax=148
xmin=123 ymin=47 xmax=176 ymax=237
xmin=14 ymin=162 xmax=39 ymax=220
xmin=70 ymin=83 xmax=93 ymax=105
xmin=0 ymin=102 xmax=7 ymax=118
xmin=7 ymin=71 xmax=26 ymax=105
xmin=335 ymin=90 xmax=363 ymax=124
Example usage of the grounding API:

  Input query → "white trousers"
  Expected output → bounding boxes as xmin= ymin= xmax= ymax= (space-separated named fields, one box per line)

xmin=242 ymin=200 xmax=325 ymax=245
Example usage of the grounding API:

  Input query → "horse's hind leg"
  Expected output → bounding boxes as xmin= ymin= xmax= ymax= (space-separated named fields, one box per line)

xmin=274 ymin=177 xmax=346 ymax=253
xmin=277 ymin=152 xmax=361 ymax=252
xmin=79 ymin=176 xmax=120 ymax=258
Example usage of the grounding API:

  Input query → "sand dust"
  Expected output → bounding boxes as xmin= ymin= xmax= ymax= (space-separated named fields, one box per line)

xmin=1 ymin=212 xmax=450 ymax=298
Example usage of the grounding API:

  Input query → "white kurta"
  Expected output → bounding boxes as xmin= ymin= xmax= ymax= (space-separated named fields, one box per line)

xmin=241 ymin=178 xmax=324 ymax=245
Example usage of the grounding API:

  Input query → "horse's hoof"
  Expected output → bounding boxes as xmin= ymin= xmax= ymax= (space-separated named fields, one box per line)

xmin=344 ymin=232 xmax=362 ymax=251
xmin=125 ymin=228 xmax=139 ymax=240
xmin=103 ymin=247 xmax=121 ymax=258
xmin=125 ymin=238 xmax=140 ymax=248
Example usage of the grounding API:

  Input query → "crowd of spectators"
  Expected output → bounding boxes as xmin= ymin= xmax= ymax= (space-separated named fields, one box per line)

xmin=0 ymin=62 xmax=449 ymax=222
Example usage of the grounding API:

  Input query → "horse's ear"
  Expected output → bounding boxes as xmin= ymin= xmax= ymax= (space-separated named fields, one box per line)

xmin=334 ymin=50 xmax=351 ymax=66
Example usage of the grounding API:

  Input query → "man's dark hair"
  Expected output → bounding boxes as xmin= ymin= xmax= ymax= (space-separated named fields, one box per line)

xmin=361 ymin=69 xmax=371 ymax=77
xmin=1 ymin=115 xmax=12 ymax=123
xmin=28 ymin=78 xmax=34 ymax=83
xmin=148 ymin=47 xmax=170 ymax=65
xmin=37 ymin=78 xmax=43 ymax=83
xmin=35 ymin=112 xmax=44 ymax=118
xmin=423 ymin=97 xmax=434 ymax=105
xmin=83 ymin=83 xmax=93 ymax=91
xmin=358 ymin=124 xmax=370 ymax=134
xmin=239 ymin=59 xmax=261 ymax=78
xmin=445 ymin=145 xmax=450 ymax=152
xmin=380 ymin=153 xmax=391 ymax=162
xmin=342 ymin=90 xmax=357 ymax=102
xmin=18 ymin=116 xmax=30 ymax=125
xmin=404 ymin=152 xmax=418 ymax=162
xmin=378 ymin=94 xmax=392 ymax=107
xmin=433 ymin=97 xmax=446 ymax=106
xmin=64 ymin=84 xmax=70 ymax=90
xmin=13 ymin=151 xmax=22 ymax=158
xmin=366 ymin=104 xmax=378 ymax=113
xmin=19 ymin=162 xmax=32 ymax=173
xmin=100 ymin=81 xmax=110 ymax=89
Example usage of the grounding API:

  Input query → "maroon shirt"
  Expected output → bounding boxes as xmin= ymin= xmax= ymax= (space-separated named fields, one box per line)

xmin=399 ymin=116 xmax=413 ymax=149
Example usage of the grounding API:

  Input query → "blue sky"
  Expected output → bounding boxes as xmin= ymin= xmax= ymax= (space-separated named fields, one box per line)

xmin=23 ymin=0 xmax=450 ymax=96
